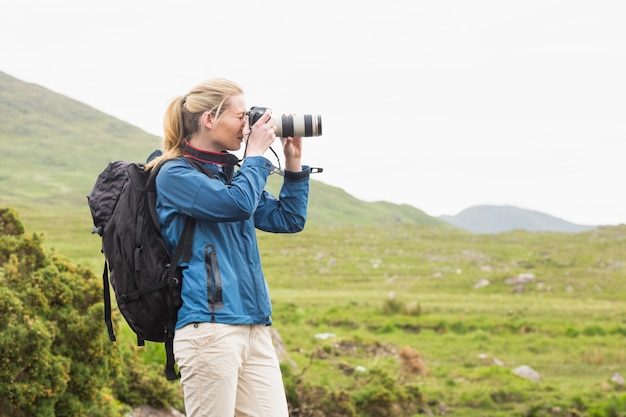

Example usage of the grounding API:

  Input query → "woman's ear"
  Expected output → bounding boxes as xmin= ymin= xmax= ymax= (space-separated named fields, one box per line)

xmin=203 ymin=112 xmax=214 ymax=129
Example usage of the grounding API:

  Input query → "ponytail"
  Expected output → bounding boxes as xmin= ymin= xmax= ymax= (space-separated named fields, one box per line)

xmin=145 ymin=96 xmax=187 ymax=170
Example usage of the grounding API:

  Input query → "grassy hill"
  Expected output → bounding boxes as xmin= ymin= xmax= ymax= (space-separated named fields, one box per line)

xmin=0 ymin=72 xmax=157 ymax=205
xmin=0 ymin=70 xmax=446 ymax=259
xmin=440 ymin=205 xmax=598 ymax=234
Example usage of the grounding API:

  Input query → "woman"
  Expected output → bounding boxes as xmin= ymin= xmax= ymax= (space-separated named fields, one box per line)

xmin=147 ymin=78 xmax=310 ymax=417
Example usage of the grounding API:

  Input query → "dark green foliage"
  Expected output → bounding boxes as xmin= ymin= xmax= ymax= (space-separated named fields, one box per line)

xmin=282 ymin=363 xmax=423 ymax=417
xmin=0 ymin=210 xmax=46 ymax=272
xmin=0 ymin=207 xmax=24 ymax=235
xmin=283 ymin=350 xmax=360 ymax=417
xmin=588 ymin=395 xmax=626 ymax=417
xmin=583 ymin=325 xmax=607 ymax=337
xmin=111 ymin=349 xmax=184 ymax=410
xmin=0 ymin=208 xmax=182 ymax=416
xmin=351 ymin=369 xmax=423 ymax=417
xmin=0 ymin=208 xmax=121 ymax=416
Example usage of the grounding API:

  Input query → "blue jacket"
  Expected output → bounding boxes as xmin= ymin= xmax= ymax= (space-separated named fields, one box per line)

xmin=155 ymin=156 xmax=310 ymax=329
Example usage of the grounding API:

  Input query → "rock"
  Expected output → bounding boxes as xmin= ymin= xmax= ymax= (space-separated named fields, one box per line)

xmin=492 ymin=357 xmax=505 ymax=367
xmin=513 ymin=365 xmax=540 ymax=382
xmin=473 ymin=278 xmax=490 ymax=289
xmin=314 ymin=332 xmax=336 ymax=340
xmin=611 ymin=372 xmax=624 ymax=387
xmin=505 ymin=273 xmax=536 ymax=286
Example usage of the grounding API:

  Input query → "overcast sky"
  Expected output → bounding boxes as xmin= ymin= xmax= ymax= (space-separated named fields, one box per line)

xmin=2 ymin=0 xmax=625 ymax=225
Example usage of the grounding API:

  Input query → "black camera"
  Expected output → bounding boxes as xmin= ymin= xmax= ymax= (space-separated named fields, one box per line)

xmin=246 ymin=106 xmax=272 ymax=126
xmin=246 ymin=106 xmax=322 ymax=138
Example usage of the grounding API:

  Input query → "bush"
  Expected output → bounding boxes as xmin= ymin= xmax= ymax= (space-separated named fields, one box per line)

xmin=588 ymin=394 xmax=626 ymax=417
xmin=0 ymin=207 xmax=182 ymax=416
xmin=282 ymin=353 xmax=424 ymax=417
xmin=350 ymin=369 xmax=424 ymax=416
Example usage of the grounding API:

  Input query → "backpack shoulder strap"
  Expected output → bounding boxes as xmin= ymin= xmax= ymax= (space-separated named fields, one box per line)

xmin=103 ymin=260 xmax=116 ymax=342
xmin=186 ymin=157 xmax=217 ymax=180
xmin=148 ymin=157 xmax=215 ymax=381
xmin=163 ymin=215 xmax=198 ymax=380
xmin=146 ymin=161 xmax=167 ymax=233
xmin=146 ymin=157 xmax=216 ymax=232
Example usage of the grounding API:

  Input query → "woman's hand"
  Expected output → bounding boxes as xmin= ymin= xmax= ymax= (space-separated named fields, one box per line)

xmin=244 ymin=111 xmax=277 ymax=157
xmin=281 ymin=126 xmax=303 ymax=172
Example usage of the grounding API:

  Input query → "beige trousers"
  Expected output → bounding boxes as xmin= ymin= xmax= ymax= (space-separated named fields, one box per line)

xmin=173 ymin=322 xmax=289 ymax=417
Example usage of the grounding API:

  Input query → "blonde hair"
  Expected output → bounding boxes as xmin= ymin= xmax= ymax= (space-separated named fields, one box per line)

xmin=146 ymin=78 xmax=244 ymax=170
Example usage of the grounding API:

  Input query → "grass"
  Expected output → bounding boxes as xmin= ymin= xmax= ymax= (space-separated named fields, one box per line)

xmin=269 ymin=289 xmax=626 ymax=415
xmin=264 ymin=224 xmax=626 ymax=415
xmin=9 ymin=206 xmax=626 ymax=416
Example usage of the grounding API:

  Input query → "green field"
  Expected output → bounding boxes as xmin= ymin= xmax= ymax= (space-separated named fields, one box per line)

xmin=14 ymin=204 xmax=626 ymax=416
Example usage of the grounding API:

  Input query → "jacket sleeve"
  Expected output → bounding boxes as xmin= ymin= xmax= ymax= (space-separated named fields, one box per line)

xmin=157 ymin=156 xmax=273 ymax=222
xmin=253 ymin=166 xmax=311 ymax=233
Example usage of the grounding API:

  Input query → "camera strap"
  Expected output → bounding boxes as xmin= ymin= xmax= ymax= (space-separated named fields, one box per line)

xmin=183 ymin=142 xmax=240 ymax=183
xmin=183 ymin=142 xmax=240 ymax=167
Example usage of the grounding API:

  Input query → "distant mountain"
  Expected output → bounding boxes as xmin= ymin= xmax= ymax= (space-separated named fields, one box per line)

xmin=0 ymin=70 xmax=446 ymax=228
xmin=439 ymin=205 xmax=597 ymax=234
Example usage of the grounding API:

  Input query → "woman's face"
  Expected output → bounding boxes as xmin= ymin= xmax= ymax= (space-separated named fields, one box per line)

xmin=209 ymin=94 xmax=247 ymax=151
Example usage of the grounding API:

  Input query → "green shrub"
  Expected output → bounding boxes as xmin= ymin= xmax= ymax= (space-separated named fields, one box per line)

xmin=583 ymin=325 xmax=607 ymax=337
xmin=609 ymin=327 xmax=626 ymax=337
xmin=351 ymin=369 xmax=423 ymax=417
xmin=588 ymin=394 xmax=626 ymax=417
xmin=450 ymin=321 xmax=469 ymax=335
xmin=0 ymin=208 xmax=182 ymax=416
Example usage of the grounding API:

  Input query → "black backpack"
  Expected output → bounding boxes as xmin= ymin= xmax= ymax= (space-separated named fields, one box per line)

xmin=87 ymin=157 xmax=212 ymax=380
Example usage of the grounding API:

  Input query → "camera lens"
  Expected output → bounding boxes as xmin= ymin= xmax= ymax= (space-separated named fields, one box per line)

xmin=274 ymin=114 xmax=322 ymax=138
